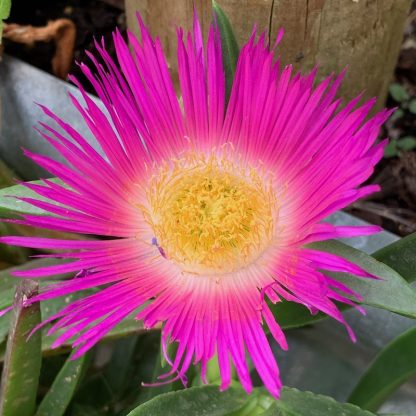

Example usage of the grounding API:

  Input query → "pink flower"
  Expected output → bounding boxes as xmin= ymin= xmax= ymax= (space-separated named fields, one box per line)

xmin=1 ymin=14 xmax=392 ymax=398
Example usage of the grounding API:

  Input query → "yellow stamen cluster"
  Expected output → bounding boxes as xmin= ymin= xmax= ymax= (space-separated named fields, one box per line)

xmin=142 ymin=152 xmax=277 ymax=275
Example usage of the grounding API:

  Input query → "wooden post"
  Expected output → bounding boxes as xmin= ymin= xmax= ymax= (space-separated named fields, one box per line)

xmin=125 ymin=0 xmax=411 ymax=109
xmin=125 ymin=0 xmax=212 ymax=89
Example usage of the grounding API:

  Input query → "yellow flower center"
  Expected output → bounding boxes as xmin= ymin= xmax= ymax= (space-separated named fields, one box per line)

xmin=143 ymin=152 xmax=277 ymax=275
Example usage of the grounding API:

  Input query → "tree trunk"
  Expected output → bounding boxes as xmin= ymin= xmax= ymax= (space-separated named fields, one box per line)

xmin=125 ymin=0 xmax=411 ymax=110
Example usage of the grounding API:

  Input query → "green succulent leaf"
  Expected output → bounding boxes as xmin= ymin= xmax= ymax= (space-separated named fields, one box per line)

xmin=126 ymin=385 xmax=376 ymax=416
xmin=103 ymin=336 xmax=140 ymax=394
xmin=0 ymin=280 xmax=42 ymax=416
xmin=212 ymin=1 xmax=239 ymax=102
xmin=262 ymin=387 xmax=376 ymax=415
xmin=372 ymin=232 xmax=416 ymax=283
xmin=310 ymin=240 xmax=416 ymax=319
xmin=0 ymin=259 xmax=145 ymax=360
xmin=271 ymin=301 xmax=329 ymax=329
xmin=273 ymin=238 xmax=416 ymax=329
xmin=377 ymin=414 xmax=407 ymax=416
xmin=35 ymin=352 xmax=91 ymax=416
xmin=126 ymin=385 xmax=248 ymax=416
xmin=0 ymin=258 xmax=85 ymax=346
xmin=120 ymin=333 xmax=175 ymax=413
xmin=0 ymin=178 xmax=63 ymax=218
xmin=348 ymin=327 xmax=416 ymax=412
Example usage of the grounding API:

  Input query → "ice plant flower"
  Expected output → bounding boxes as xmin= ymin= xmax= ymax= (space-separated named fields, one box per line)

xmin=0 ymin=14 xmax=392 ymax=398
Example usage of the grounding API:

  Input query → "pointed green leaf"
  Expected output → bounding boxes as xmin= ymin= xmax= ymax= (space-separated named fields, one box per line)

xmin=262 ymin=387 xmax=376 ymax=415
xmin=0 ymin=223 xmax=31 ymax=265
xmin=0 ymin=258 xmax=83 ymax=346
xmin=0 ymin=161 xmax=32 ymax=264
xmin=212 ymin=1 xmax=239 ymax=102
xmin=103 ymin=336 xmax=139 ymax=394
xmin=35 ymin=352 xmax=90 ymax=416
xmin=271 ymin=238 xmax=416 ymax=330
xmin=272 ymin=301 xmax=350 ymax=330
xmin=0 ymin=305 xmax=143 ymax=361
xmin=348 ymin=327 xmax=416 ymax=412
xmin=114 ymin=332 xmax=173 ymax=413
xmin=0 ymin=179 xmax=63 ymax=218
xmin=126 ymin=385 xmax=247 ymax=416
xmin=272 ymin=301 xmax=328 ymax=329
xmin=0 ymin=280 xmax=42 ymax=416
xmin=0 ymin=259 xmax=145 ymax=359
xmin=0 ymin=159 xmax=19 ymax=190
xmin=377 ymin=414 xmax=406 ymax=416
xmin=372 ymin=232 xmax=416 ymax=283
xmin=126 ymin=386 xmax=375 ymax=416
xmin=379 ymin=414 xmax=406 ymax=416
xmin=38 ymin=304 xmax=144 ymax=358
xmin=311 ymin=240 xmax=416 ymax=319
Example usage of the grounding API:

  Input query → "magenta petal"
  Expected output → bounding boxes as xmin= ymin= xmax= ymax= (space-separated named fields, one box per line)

xmin=0 ymin=11 xmax=392 ymax=400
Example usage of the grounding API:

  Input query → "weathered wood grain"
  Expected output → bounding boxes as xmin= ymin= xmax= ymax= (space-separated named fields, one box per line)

xmin=270 ymin=0 xmax=412 ymax=109
xmin=125 ymin=0 xmax=412 ymax=109
xmin=125 ymin=0 xmax=212 ymax=90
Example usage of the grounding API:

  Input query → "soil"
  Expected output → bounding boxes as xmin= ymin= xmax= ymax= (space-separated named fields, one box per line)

xmin=3 ymin=0 xmax=416 ymax=237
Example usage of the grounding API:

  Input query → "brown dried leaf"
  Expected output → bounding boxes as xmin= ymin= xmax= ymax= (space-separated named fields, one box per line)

xmin=3 ymin=19 xmax=76 ymax=79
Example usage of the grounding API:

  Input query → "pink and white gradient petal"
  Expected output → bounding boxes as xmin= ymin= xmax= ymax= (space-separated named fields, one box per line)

xmin=0 ymin=12 xmax=392 ymax=400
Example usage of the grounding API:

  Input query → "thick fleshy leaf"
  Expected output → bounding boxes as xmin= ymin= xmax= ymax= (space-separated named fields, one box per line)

xmin=372 ymin=232 xmax=416 ymax=283
xmin=0 ymin=280 xmax=42 ymax=416
xmin=0 ymin=223 xmax=31 ymax=265
xmin=0 ymin=259 xmax=145 ymax=359
xmin=311 ymin=240 xmax=416 ymax=319
xmin=272 ymin=237 xmax=416 ymax=330
xmin=0 ymin=179 xmax=62 ymax=218
xmin=0 ymin=306 xmax=142 ymax=360
xmin=348 ymin=327 xmax=416 ymax=412
xmin=35 ymin=352 xmax=91 ymax=416
xmin=261 ymin=387 xmax=376 ymax=416
xmin=377 ymin=414 xmax=406 ymax=416
xmin=103 ymin=336 xmax=140 ymax=394
xmin=0 ymin=159 xmax=19 ymax=190
xmin=0 ymin=161 xmax=33 ymax=264
xmin=212 ymin=0 xmax=239 ymax=101
xmin=70 ymin=404 xmax=103 ymax=416
xmin=107 ymin=332 xmax=172 ymax=413
xmin=126 ymin=385 xmax=247 ymax=416
xmin=126 ymin=385 xmax=375 ymax=416
xmin=0 ymin=258 xmax=81 ymax=346
xmin=271 ymin=301 xmax=328 ymax=329
xmin=39 ymin=310 xmax=144 ymax=358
